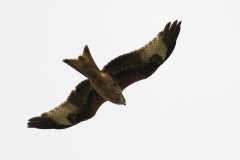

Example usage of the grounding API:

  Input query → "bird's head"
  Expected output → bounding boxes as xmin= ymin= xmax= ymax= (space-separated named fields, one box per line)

xmin=115 ymin=94 xmax=126 ymax=106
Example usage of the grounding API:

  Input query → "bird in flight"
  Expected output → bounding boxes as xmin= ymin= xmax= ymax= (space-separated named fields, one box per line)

xmin=28 ymin=20 xmax=182 ymax=129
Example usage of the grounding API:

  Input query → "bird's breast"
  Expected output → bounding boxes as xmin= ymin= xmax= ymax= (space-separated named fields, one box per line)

xmin=89 ymin=73 xmax=123 ymax=104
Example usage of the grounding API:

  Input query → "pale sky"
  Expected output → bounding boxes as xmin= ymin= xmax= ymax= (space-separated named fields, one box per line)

xmin=1 ymin=0 xmax=240 ymax=159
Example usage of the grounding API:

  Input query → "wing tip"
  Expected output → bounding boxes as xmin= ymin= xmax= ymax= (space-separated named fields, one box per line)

xmin=159 ymin=20 xmax=182 ymax=60
xmin=171 ymin=20 xmax=182 ymax=25
xmin=162 ymin=20 xmax=182 ymax=45
xmin=27 ymin=116 xmax=71 ymax=129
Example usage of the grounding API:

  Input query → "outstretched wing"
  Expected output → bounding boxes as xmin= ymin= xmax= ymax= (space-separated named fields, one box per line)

xmin=28 ymin=80 xmax=105 ymax=129
xmin=102 ymin=20 xmax=181 ymax=90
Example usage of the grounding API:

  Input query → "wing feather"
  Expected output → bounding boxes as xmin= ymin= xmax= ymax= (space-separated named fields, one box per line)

xmin=28 ymin=80 xmax=105 ymax=129
xmin=102 ymin=20 xmax=181 ymax=90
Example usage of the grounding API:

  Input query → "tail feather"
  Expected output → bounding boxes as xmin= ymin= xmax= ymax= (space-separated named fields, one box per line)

xmin=63 ymin=45 xmax=100 ymax=78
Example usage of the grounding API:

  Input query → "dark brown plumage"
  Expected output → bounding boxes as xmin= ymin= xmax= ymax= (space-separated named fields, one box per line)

xmin=28 ymin=20 xmax=181 ymax=129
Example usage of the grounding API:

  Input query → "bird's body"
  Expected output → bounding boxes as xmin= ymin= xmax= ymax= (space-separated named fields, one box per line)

xmin=28 ymin=20 xmax=182 ymax=129
xmin=63 ymin=46 xmax=126 ymax=105
xmin=90 ymin=73 xmax=125 ymax=105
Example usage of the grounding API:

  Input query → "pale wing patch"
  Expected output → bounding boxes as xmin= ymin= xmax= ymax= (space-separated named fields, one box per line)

xmin=139 ymin=34 xmax=167 ymax=62
xmin=42 ymin=101 xmax=79 ymax=125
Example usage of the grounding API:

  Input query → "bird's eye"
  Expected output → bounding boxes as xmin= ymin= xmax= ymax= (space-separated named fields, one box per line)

xmin=93 ymin=76 xmax=99 ymax=82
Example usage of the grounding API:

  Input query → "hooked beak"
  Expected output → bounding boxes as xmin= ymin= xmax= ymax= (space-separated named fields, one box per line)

xmin=122 ymin=95 xmax=126 ymax=106
xmin=117 ymin=95 xmax=126 ymax=105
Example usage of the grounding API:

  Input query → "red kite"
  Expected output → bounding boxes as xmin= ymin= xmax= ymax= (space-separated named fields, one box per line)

xmin=28 ymin=20 xmax=181 ymax=129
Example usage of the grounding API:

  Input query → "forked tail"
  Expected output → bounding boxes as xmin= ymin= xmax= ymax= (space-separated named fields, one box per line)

xmin=63 ymin=45 xmax=100 ymax=78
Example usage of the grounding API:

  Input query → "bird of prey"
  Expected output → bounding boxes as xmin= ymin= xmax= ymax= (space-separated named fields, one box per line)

xmin=28 ymin=20 xmax=181 ymax=129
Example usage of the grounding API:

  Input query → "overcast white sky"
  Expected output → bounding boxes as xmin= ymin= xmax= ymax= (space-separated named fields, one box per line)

xmin=1 ymin=0 xmax=240 ymax=159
